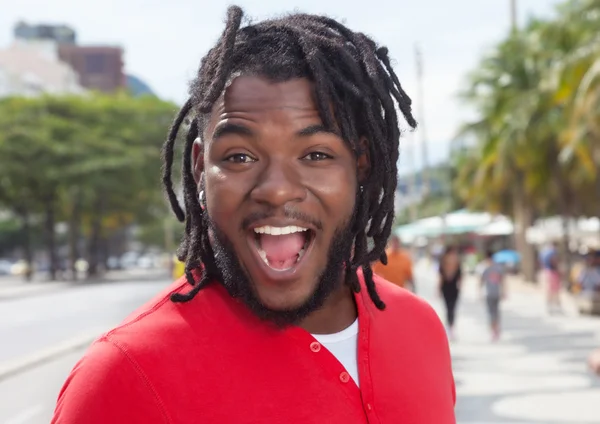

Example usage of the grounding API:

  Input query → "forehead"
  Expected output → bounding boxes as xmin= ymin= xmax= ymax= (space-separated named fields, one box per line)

xmin=211 ymin=76 xmax=319 ymax=117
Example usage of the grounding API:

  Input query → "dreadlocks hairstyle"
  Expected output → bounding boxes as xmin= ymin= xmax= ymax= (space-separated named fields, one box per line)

xmin=161 ymin=6 xmax=417 ymax=308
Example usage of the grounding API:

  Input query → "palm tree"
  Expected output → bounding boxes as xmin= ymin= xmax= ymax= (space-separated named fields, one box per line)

xmin=455 ymin=29 xmax=555 ymax=281
xmin=456 ymin=0 xmax=600 ymax=280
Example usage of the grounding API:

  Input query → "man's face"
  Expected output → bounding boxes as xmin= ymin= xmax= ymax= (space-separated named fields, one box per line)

xmin=193 ymin=76 xmax=369 ymax=317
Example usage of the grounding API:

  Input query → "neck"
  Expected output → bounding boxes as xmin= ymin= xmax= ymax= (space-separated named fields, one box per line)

xmin=299 ymin=284 xmax=357 ymax=335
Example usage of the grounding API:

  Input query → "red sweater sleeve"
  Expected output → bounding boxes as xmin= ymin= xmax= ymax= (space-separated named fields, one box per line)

xmin=51 ymin=337 xmax=170 ymax=424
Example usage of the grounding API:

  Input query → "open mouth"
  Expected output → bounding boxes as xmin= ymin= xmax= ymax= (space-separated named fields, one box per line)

xmin=252 ymin=225 xmax=315 ymax=272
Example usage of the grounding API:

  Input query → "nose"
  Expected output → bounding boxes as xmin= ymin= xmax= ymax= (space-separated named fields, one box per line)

xmin=250 ymin=158 xmax=306 ymax=207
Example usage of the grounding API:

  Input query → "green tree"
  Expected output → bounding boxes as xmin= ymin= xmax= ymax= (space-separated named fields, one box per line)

xmin=0 ymin=93 xmax=178 ymax=280
xmin=455 ymin=0 xmax=600 ymax=280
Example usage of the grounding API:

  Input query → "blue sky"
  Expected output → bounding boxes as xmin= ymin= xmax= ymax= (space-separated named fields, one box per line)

xmin=0 ymin=0 xmax=561 ymax=174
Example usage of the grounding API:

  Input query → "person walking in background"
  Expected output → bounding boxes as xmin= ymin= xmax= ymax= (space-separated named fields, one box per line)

xmin=540 ymin=242 xmax=562 ymax=314
xmin=372 ymin=235 xmax=415 ymax=292
xmin=589 ymin=348 xmax=600 ymax=376
xmin=439 ymin=246 xmax=462 ymax=340
xmin=480 ymin=249 xmax=506 ymax=342
xmin=577 ymin=249 xmax=600 ymax=295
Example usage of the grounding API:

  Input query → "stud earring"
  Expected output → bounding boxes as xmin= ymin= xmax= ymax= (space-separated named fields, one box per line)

xmin=198 ymin=190 xmax=205 ymax=210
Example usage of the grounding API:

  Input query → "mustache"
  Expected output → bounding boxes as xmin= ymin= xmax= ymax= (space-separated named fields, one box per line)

xmin=241 ymin=208 xmax=323 ymax=232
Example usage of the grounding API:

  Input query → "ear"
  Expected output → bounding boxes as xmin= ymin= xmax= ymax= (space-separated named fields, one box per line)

xmin=357 ymin=137 xmax=371 ymax=184
xmin=192 ymin=138 xmax=204 ymax=186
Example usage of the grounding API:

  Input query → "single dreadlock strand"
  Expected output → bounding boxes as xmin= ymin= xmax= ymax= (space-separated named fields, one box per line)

xmin=362 ymin=264 xmax=386 ymax=309
xmin=376 ymin=47 xmax=417 ymax=128
xmin=161 ymin=99 xmax=192 ymax=222
xmin=345 ymin=262 xmax=361 ymax=293
xmin=180 ymin=119 xmax=204 ymax=289
xmin=171 ymin=272 xmax=210 ymax=303
xmin=295 ymin=39 xmax=336 ymax=128
xmin=201 ymin=7 xmax=244 ymax=110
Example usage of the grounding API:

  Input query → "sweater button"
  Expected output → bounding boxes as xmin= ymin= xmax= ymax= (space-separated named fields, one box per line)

xmin=310 ymin=342 xmax=321 ymax=353
xmin=366 ymin=403 xmax=372 ymax=411
xmin=339 ymin=372 xmax=350 ymax=383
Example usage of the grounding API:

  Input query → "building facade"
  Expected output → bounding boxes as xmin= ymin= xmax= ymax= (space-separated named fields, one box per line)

xmin=58 ymin=45 xmax=125 ymax=92
xmin=6 ymin=21 xmax=126 ymax=94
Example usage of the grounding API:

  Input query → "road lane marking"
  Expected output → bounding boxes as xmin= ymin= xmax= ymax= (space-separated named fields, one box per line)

xmin=0 ymin=329 xmax=104 ymax=382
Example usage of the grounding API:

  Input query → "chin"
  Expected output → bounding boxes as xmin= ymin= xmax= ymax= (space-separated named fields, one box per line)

xmin=251 ymin=277 xmax=320 ymax=311
xmin=208 ymin=217 xmax=351 ymax=326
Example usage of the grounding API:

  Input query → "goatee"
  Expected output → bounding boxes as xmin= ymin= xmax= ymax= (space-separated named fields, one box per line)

xmin=206 ymin=214 xmax=355 ymax=328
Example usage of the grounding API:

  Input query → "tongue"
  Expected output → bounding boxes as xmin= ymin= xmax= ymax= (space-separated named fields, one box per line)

xmin=260 ymin=233 xmax=305 ymax=269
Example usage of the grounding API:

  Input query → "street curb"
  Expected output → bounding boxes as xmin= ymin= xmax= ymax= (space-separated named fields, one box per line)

xmin=0 ymin=331 xmax=101 ymax=382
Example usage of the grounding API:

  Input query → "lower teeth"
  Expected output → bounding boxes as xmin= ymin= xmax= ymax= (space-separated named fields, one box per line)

xmin=258 ymin=248 xmax=306 ymax=268
xmin=297 ymin=247 xmax=306 ymax=261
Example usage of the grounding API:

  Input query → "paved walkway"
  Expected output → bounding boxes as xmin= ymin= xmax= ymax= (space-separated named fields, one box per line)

xmin=420 ymin=265 xmax=600 ymax=423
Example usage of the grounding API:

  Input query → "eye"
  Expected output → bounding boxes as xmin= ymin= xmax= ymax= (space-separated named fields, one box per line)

xmin=225 ymin=153 xmax=256 ymax=164
xmin=303 ymin=152 xmax=332 ymax=161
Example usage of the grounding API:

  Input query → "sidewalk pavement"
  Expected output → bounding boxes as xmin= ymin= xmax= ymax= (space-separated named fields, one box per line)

xmin=504 ymin=273 xmax=581 ymax=316
xmin=414 ymin=262 xmax=600 ymax=423
xmin=0 ymin=268 xmax=170 ymax=300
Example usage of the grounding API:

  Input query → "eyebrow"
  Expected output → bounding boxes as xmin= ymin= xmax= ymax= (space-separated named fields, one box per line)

xmin=211 ymin=123 xmax=341 ymax=142
xmin=296 ymin=124 xmax=341 ymax=138
xmin=211 ymin=123 xmax=255 ymax=141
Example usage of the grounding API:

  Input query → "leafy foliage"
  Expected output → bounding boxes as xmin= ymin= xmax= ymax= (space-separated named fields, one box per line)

xmin=0 ymin=92 xmax=178 ymax=278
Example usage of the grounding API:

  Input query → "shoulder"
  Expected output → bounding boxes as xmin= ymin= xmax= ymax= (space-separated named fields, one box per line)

xmin=52 ymin=337 xmax=170 ymax=423
xmin=105 ymin=277 xmax=228 ymax=357
xmin=52 ymin=278 xmax=225 ymax=423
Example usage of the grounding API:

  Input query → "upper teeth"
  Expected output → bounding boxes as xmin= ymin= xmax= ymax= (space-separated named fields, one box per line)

xmin=253 ymin=225 xmax=308 ymax=236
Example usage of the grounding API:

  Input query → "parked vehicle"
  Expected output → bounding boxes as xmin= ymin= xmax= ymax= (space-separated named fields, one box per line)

xmin=0 ymin=259 xmax=13 ymax=275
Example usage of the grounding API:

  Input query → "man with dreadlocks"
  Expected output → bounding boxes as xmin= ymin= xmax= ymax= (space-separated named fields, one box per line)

xmin=52 ymin=6 xmax=455 ymax=423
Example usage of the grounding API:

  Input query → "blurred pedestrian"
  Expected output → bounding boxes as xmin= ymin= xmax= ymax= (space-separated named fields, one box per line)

xmin=479 ymin=249 xmax=506 ymax=341
xmin=577 ymin=249 xmax=600 ymax=295
xmin=372 ymin=235 xmax=415 ymax=292
xmin=439 ymin=246 xmax=462 ymax=340
xmin=540 ymin=242 xmax=562 ymax=314
xmin=589 ymin=348 xmax=600 ymax=376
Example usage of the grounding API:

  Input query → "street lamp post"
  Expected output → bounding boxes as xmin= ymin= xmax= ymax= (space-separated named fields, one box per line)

xmin=510 ymin=0 xmax=518 ymax=32
xmin=415 ymin=44 xmax=430 ymax=198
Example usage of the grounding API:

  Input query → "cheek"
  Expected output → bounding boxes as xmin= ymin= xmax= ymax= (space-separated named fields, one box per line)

xmin=205 ymin=167 xmax=231 ymax=214
xmin=307 ymin=167 xmax=357 ymax=218
xmin=204 ymin=165 xmax=249 ymax=224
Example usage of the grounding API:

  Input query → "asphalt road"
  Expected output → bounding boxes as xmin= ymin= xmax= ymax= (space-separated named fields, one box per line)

xmin=0 ymin=265 xmax=599 ymax=423
xmin=0 ymin=278 xmax=169 ymax=364
xmin=0 ymin=277 xmax=170 ymax=424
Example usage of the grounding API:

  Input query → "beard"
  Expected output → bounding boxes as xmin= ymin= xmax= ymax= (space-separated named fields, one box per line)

xmin=205 ymin=212 xmax=356 ymax=329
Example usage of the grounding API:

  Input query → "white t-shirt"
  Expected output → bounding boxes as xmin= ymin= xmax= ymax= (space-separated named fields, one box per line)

xmin=311 ymin=319 xmax=359 ymax=387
